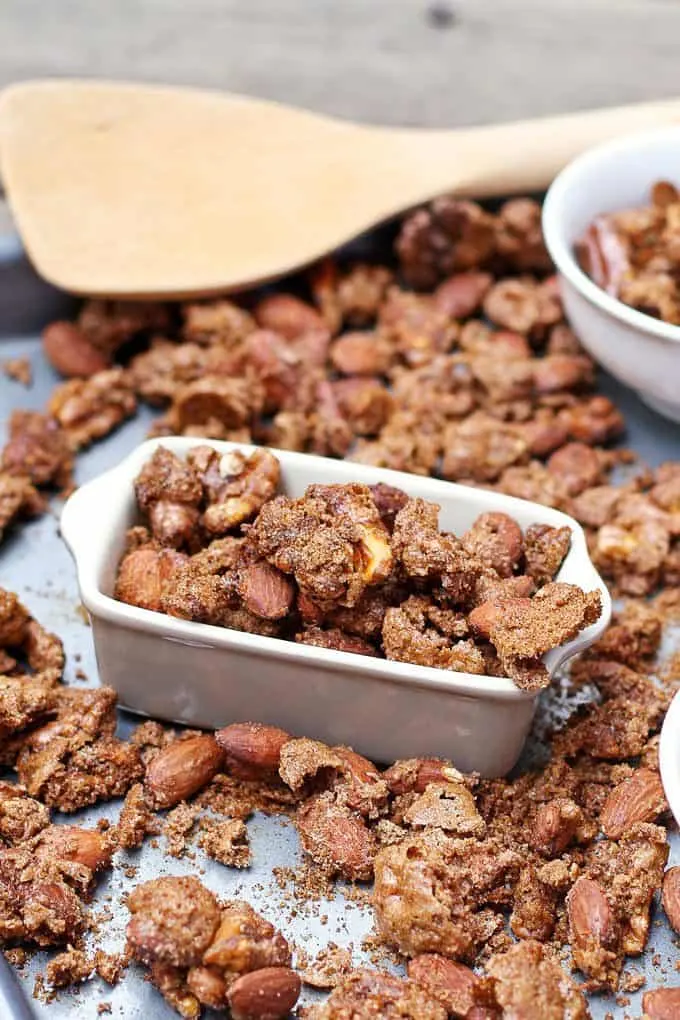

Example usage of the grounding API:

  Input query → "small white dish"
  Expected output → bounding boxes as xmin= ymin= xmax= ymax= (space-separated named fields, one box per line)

xmin=660 ymin=688 xmax=680 ymax=827
xmin=542 ymin=127 xmax=680 ymax=423
xmin=60 ymin=438 xmax=611 ymax=777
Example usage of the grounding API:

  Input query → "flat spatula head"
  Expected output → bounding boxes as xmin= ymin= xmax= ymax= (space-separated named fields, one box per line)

xmin=0 ymin=79 xmax=403 ymax=299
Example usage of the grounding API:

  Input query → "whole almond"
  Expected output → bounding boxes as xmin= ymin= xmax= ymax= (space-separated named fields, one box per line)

xmin=254 ymin=293 xmax=326 ymax=339
xmin=145 ymin=734 xmax=224 ymax=809
xmin=566 ymin=876 xmax=619 ymax=985
xmin=662 ymin=867 xmax=680 ymax=934
xmin=642 ymin=988 xmax=680 ymax=1019
xmin=330 ymin=331 xmax=392 ymax=376
xmin=567 ymin=877 xmax=613 ymax=942
xmin=434 ymin=271 xmax=493 ymax=319
xmin=215 ymin=722 xmax=291 ymax=780
xmin=35 ymin=825 xmax=114 ymax=873
xmin=237 ymin=561 xmax=295 ymax=620
xmin=42 ymin=321 xmax=110 ymax=378
xmin=600 ymin=768 xmax=666 ymax=839
xmin=227 ymin=966 xmax=301 ymax=1020
xmin=407 ymin=954 xmax=480 ymax=1014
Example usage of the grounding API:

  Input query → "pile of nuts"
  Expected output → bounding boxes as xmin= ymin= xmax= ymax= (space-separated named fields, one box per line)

xmin=114 ymin=444 xmax=601 ymax=689
xmin=577 ymin=179 xmax=680 ymax=324
xmin=1 ymin=191 xmax=680 ymax=1017
xmin=1 ymin=582 xmax=678 ymax=1017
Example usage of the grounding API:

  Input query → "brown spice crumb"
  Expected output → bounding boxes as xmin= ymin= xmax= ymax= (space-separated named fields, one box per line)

xmin=45 ymin=948 xmax=93 ymax=989
xmin=162 ymin=802 xmax=198 ymax=857
xmin=198 ymin=817 xmax=251 ymax=868
xmin=2 ymin=358 xmax=32 ymax=387
xmin=301 ymin=942 xmax=353 ymax=988
xmin=94 ymin=949 xmax=129 ymax=985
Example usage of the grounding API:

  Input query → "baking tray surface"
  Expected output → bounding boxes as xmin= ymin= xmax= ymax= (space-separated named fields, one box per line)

xmin=1 ymin=237 xmax=679 ymax=1019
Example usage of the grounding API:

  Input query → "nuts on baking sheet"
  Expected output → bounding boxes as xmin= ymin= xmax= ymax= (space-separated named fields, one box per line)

xmin=4 ymin=187 xmax=680 ymax=1016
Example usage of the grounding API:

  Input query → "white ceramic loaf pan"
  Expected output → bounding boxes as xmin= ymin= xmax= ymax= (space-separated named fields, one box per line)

xmin=60 ymin=438 xmax=611 ymax=777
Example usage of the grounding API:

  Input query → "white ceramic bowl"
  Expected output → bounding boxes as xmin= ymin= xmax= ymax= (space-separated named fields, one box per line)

xmin=542 ymin=127 xmax=680 ymax=423
xmin=660 ymin=688 xmax=680 ymax=827
xmin=60 ymin=438 xmax=611 ymax=776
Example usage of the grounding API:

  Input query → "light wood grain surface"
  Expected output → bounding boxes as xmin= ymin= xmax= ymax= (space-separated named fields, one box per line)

xmin=1 ymin=0 xmax=680 ymax=231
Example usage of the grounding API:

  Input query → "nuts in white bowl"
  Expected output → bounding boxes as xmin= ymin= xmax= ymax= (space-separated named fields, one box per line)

xmin=542 ymin=127 xmax=680 ymax=423
xmin=60 ymin=437 xmax=611 ymax=777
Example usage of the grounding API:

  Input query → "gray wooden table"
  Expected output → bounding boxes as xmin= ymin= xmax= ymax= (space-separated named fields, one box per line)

xmin=2 ymin=0 xmax=680 ymax=128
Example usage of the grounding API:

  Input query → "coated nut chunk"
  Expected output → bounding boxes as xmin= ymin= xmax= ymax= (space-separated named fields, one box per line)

xmin=0 ymin=473 xmax=44 ymax=545
xmin=0 ymin=675 xmax=57 ymax=741
xmin=383 ymin=595 xmax=486 ymax=674
xmin=486 ymin=939 xmax=590 ymax=1020
xmin=391 ymin=498 xmax=480 ymax=600
xmin=47 ymin=368 xmax=137 ymax=449
xmin=203 ymin=899 xmax=292 ymax=972
xmin=461 ymin=512 xmax=524 ymax=579
xmin=642 ymin=988 xmax=680 ymax=1019
xmin=407 ymin=954 xmax=486 ymax=1016
xmin=396 ymin=197 xmax=497 ymax=288
xmin=1 ymin=410 xmax=73 ymax=488
xmin=17 ymin=734 xmax=144 ymax=812
xmin=523 ymin=523 xmax=571 ymax=586
xmin=662 ymin=866 xmax=680 ymax=934
xmin=373 ymin=831 xmax=519 ymax=961
xmin=42 ymin=320 xmax=110 ymax=378
xmin=308 ymin=967 xmax=447 ymax=1020
xmin=0 ymin=847 xmax=86 ymax=946
xmin=134 ymin=446 xmax=203 ymax=549
xmin=249 ymin=483 xmax=392 ymax=607
xmin=127 ymin=876 xmax=221 ymax=967
xmin=296 ymin=792 xmax=376 ymax=881
xmin=196 ymin=447 xmax=280 ymax=534
xmin=469 ymin=582 xmax=602 ymax=689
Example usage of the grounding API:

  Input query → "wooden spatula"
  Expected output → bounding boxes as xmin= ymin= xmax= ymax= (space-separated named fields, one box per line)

xmin=3 ymin=79 xmax=680 ymax=300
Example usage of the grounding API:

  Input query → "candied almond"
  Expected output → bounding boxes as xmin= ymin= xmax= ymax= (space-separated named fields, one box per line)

xmin=216 ymin=722 xmax=291 ymax=780
xmin=599 ymin=768 xmax=666 ymax=839
xmin=566 ymin=877 xmax=619 ymax=989
xmin=254 ymin=293 xmax=326 ymax=339
xmin=42 ymin=321 xmax=110 ymax=378
xmin=662 ymin=866 xmax=680 ymax=934
xmin=407 ymin=954 xmax=481 ymax=1016
xmin=227 ymin=966 xmax=301 ymax=1020
xmin=144 ymin=734 xmax=225 ymax=809
xmin=237 ymin=560 xmax=295 ymax=620
xmin=34 ymin=825 xmax=114 ymax=874
xmin=643 ymin=987 xmax=680 ymax=1019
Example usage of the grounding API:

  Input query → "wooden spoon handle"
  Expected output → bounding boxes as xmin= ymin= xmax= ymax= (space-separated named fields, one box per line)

xmin=376 ymin=97 xmax=680 ymax=205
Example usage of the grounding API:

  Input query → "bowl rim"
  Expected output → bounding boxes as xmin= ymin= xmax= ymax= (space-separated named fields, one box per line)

xmin=60 ymin=437 xmax=611 ymax=706
xmin=660 ymin=686 xmax=680 ymax=827
xmin=542 ymin=125 xmax=680 ymax=346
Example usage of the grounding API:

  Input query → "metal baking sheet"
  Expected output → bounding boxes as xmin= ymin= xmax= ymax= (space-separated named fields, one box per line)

xmin=1 ymin=237 xmax=679 ymax=1020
